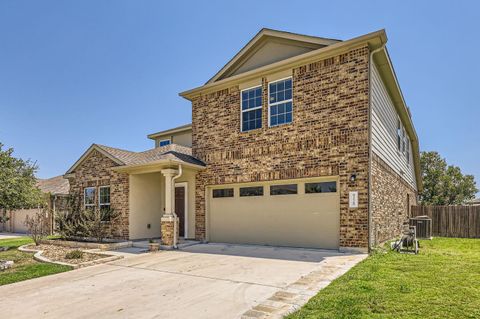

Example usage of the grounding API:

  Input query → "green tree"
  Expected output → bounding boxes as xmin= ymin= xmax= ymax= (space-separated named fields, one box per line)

xmin=420 ymin=151 xmax=478 ymax=205
xmin=0 ymin=143 xmax=44 ymax=230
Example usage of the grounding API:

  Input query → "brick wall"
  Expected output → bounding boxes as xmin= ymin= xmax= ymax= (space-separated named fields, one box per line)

xmin=371 ymin=153 xmax=417 ymax=245
xmin=67 ymin=149 xmax=129 ymax=239
xmin=192 ymin=46 xmax=371 ymax=248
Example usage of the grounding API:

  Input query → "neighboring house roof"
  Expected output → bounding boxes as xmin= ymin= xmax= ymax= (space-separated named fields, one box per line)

xmin=147 ymin=123 xmax=192 ymax=140
xmin=466 ymin=198 xmax=480 ymax=205
xmin=65 ymin=143 xmax=205 ymax=175
xmin=37 ymin=175 xmax=70 ymax=195
xmin=179 ymin=28 xmax=423 ymax=192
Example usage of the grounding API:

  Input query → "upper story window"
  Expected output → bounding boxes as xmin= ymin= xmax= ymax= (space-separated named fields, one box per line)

xmin=241 ymin=86 xmax=262 ymax=132
xmin=84 ymin=187 xmax=95 ymax=208
xmin=397 ymin=119 xmax=402 ymax=151
xmin=406 ymin=137 xmax=410 ymax=164
xmin=159 ymin=139 xmax=171 ymax=147
xmin=269 ymin=78 xmax=292 ymax=127
xmin=397 ymin=117 xmax=411 ymax=164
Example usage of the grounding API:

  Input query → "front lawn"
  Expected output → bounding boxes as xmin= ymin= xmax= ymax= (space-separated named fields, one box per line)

xmin=0 ymin=236 xmax=72 ymax=286
xmin=287 ymin=238 xmax=480 ymax=319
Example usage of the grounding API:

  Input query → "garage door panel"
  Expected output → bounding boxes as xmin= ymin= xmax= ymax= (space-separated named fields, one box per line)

xmin=209 ymin=180 xmax=340 ymax=249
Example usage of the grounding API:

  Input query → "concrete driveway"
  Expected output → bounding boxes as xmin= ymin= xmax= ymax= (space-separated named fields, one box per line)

xmin=0 ymin=243 xmax=366 ymax=319
xmin=0 ymin=232 xmax=26 ymax=240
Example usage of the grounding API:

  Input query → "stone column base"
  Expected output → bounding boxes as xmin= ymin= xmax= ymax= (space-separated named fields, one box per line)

xmin=161 ymin=215 xmax=179 ymax=247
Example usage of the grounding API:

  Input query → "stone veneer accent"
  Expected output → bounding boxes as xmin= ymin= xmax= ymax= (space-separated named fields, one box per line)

xmin=67 ymin=149 xmax=129 ymax=239
xmin=370 ymin=153 xmax=417 ymax=245
xmin=192 ymin=46 xmax=371 ymax=248
xmin=160 ymin=216 xmax=179 ymax=247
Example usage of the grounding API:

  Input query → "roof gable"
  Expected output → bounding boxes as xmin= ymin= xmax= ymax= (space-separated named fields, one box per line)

xmin=65 ymin=144 xmax=125 ymax=174
xmin=207 ymin=28 xmax=339 ymax=84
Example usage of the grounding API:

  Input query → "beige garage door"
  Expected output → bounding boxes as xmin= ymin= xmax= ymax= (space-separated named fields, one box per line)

xmin=208 ymin=178 xmax=340 ymax=249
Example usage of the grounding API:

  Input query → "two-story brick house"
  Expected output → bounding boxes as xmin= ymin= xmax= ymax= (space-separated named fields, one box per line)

xmin=65 ymin=28 xmax=421 ymax=252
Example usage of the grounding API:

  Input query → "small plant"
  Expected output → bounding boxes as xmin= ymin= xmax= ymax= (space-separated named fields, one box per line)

xmin=65 ymin=250 xmax=84 ymax=259
xmin=149 ymin=238 xmax=155 ymax=243
xmin=24 ymin=209 xmax=49 ymax=245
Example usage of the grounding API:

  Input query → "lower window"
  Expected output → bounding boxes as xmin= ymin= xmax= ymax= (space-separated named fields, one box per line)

xmin=99 ymin=186 xmax=111 ymax=221
xmin=270 ymin=184 xmax=297 ymax=195
xmin=213 ymin=188 xmax=234 ymax=198
xmin=84 ymin=187 xmax=95 ymax=209
xmin=240 ymin=186 xmax=264 ymax=197
xmin=305 ymin=181 xmax=337 ymax=194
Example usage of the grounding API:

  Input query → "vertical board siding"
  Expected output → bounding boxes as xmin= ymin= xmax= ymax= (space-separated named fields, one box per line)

xmin=411 ymin=205 xmax=480 ymax=238
xmin=371 ymin=62 xmax=416 ymax=189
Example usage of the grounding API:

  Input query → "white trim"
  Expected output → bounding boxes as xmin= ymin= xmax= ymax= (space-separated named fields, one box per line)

xmin=268 ymin=77 xmax=293 ymax=127
xmin=84 ymin=187 xmax=96 ymax=208
xmin=98 ymin=185 xmax=111 ymax=209
xmin=175 ymin=182 xmax=188 ymax=238
xmin=240 ymin=85 xmax=263 ymax=133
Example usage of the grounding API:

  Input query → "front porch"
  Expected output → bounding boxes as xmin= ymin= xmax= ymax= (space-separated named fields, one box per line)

xmin=114 ymin=160 xmax=204 ymax=248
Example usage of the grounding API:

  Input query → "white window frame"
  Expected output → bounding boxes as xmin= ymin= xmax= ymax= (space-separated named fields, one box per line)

xmin=396 ymin=118 xmax=402 ymax=152
xmin=268 ymin=77 xmax=293 ymax=127
xmin=240 ymin=85 xmax=263 ymax=132
xmin=159 ymin=139 xmax=171 ymax=147
xmin=406 ymin=136 xmax=410 ymax=165
xmin=98 ymin=186 xmax=111 ymax=209
xmin=84 ymin=187 xmax=96 ymax=208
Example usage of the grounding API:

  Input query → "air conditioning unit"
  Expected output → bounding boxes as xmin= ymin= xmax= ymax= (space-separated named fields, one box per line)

xmin=409 ymin=215 xmax=432 ymax=239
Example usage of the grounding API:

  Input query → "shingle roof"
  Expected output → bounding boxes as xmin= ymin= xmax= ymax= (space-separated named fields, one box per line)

xmin=37 ymin=175 xmax=70 ymax=195
xmin=147 ymin=123 xmax=192 ymax=139
xmin=95 ymin=143 xmax=205 ymax=167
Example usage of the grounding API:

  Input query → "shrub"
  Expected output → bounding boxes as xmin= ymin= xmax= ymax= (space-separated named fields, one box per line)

xmin=24 ymin=209 xmax=49 ymax=245
xmin=55 ymin=196 xmax=122 ymax=242
xmin=65 ymin=250 xmax=84 ymax=259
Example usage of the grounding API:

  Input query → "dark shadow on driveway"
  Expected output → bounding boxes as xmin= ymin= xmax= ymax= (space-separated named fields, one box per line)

xmin=179 ymin=242 xmax=349 ymax=263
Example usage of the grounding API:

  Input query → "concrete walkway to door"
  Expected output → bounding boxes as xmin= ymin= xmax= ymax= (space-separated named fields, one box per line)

xmin=0 ymin=243 xmax=366 ymax=319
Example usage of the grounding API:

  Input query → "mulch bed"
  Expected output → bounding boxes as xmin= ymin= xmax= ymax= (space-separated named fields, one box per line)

xmin=25 ymin=244 xmax=107 ymax=265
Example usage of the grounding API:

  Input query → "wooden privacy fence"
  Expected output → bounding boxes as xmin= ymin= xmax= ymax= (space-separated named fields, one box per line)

xmin=411 ymin=205 xmax=480 ymax=238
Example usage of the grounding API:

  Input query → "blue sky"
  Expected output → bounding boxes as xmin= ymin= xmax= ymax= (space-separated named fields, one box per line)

xmin=0 ymin=1 xmax=479 ymax=194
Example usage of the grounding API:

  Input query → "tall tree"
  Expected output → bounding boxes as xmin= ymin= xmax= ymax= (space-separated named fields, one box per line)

xmin=420 ymin=151 xmax=478 ymax=205
xmin=0 ymin=143 xmax=43 ymax=229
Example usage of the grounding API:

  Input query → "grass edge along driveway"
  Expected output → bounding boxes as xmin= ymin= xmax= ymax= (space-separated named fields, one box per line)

xmin=0 ymin=236 xmax=72 ymax=286
xmin=287 ymin=238 xmax=480 ymax=319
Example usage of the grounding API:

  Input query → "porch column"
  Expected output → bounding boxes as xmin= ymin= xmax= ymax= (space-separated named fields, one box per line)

xmin=160 ymin=169 xmax=179 ymax=247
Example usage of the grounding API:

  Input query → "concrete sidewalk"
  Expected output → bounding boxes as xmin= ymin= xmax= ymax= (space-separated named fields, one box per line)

xmin=0 ymin=243 xmax=366 ymax=319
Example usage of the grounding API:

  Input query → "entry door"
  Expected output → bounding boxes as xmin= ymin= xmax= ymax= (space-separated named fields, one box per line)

xmin=175 ymin=186 xmax=185 ymax=237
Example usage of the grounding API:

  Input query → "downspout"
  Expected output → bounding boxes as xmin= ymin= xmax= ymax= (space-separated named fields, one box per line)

xmin=52 ymin=195 xmax=57 ymax=235
xmin=368 ymin=44 xmax=385 ymax=252
xmin=171 ymin=164 xmax=183 ymax=249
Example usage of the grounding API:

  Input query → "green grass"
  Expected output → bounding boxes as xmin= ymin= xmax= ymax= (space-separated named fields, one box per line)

xmin=287 ymin=238 xmax=480 ymax=319
xmin=0 ymin=236 xmax=72 ymax=286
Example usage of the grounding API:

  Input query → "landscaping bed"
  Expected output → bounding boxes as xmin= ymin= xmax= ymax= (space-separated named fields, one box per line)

xmin=286 ymin=238 xmax=480 ymax=319
xmin=0 ymin=237 xmax=71 ymax=286
xmin=24 ymin=244 xmax=109 ymax=265
xmin=40 ymin=238 xmax=132 ymax=251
